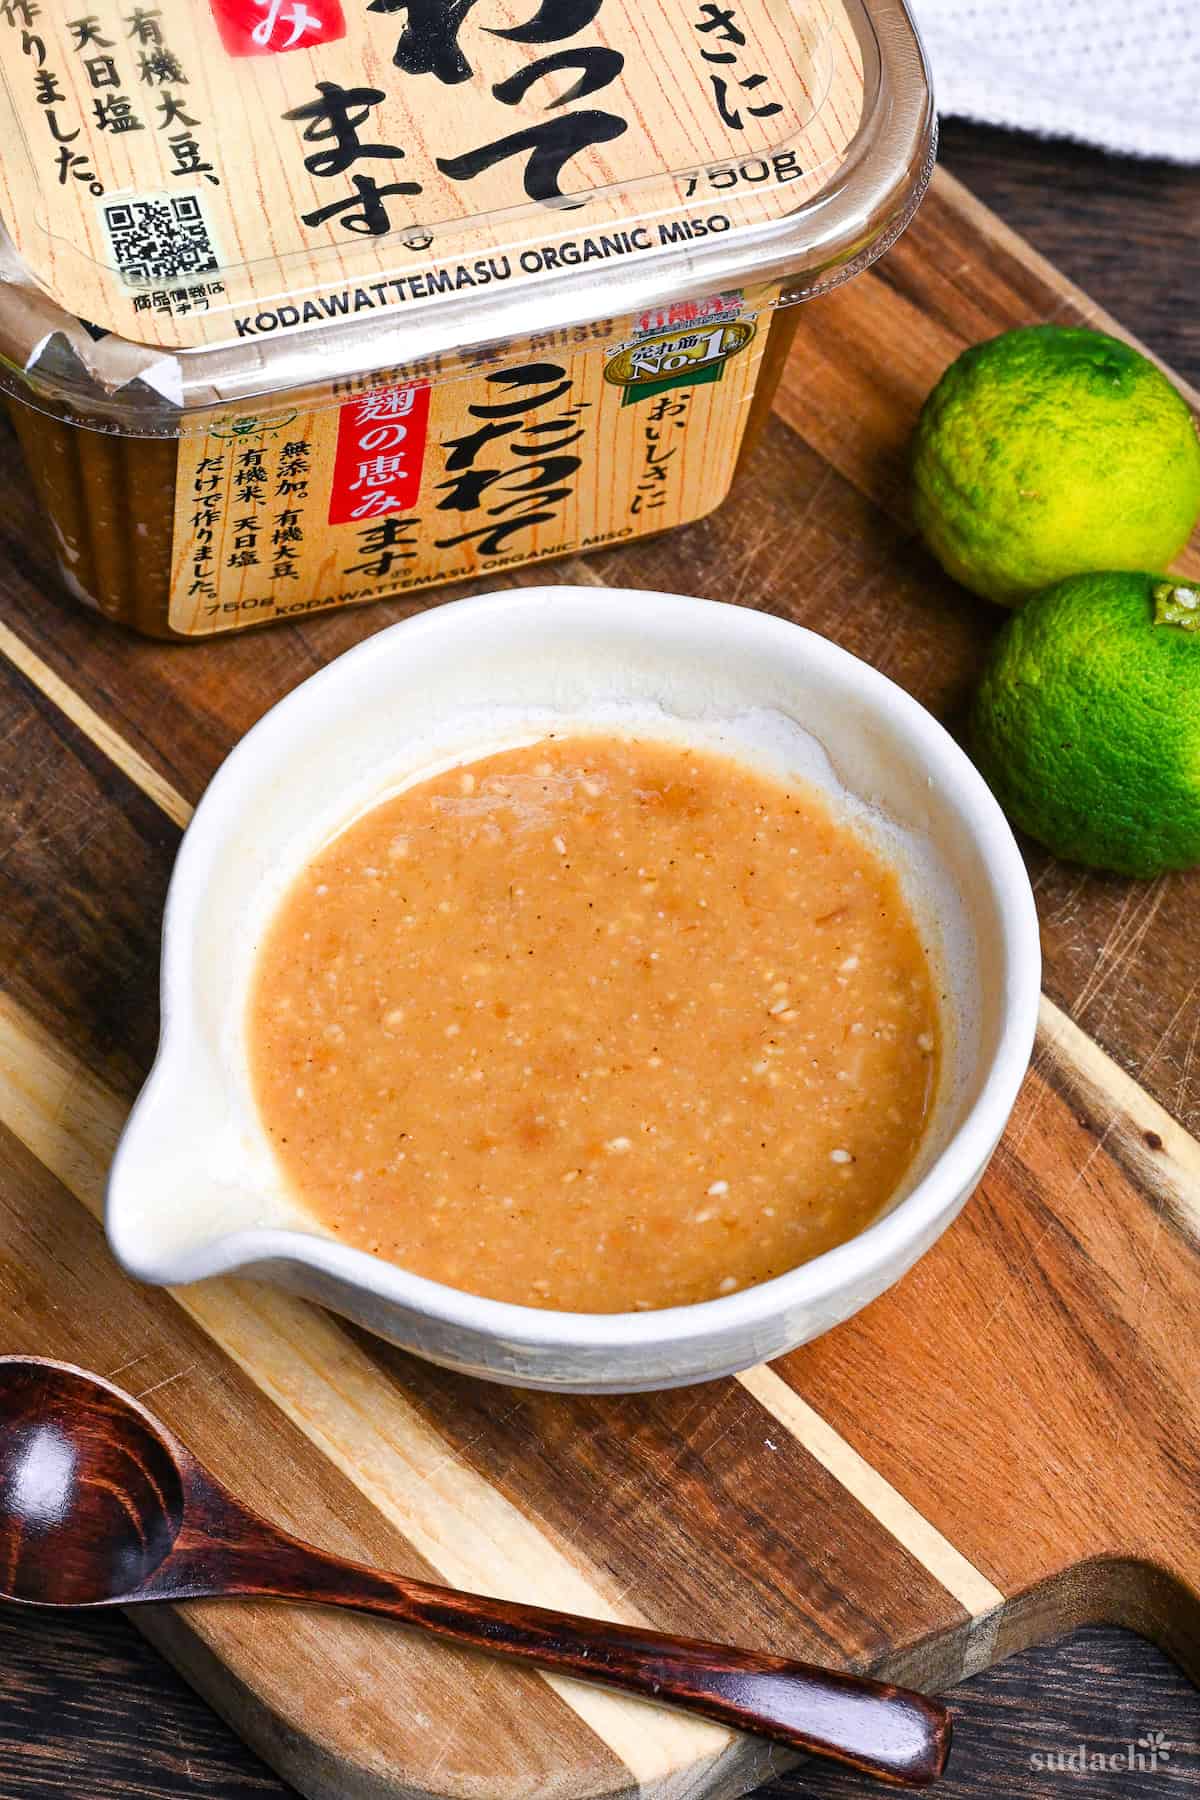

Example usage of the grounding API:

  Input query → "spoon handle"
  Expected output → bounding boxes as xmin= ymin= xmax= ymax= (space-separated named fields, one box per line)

xmin=402 ymin=1580 xmax=949 ymax=1786
xmin=227 ymin=1553 xmax=950 ymax=1786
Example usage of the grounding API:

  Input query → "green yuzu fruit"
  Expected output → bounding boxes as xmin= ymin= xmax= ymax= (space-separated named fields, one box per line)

xmin=970 ymin=570 xmax=1200 ymax=877
xmin=912 ymin=326 xmax=1200 ymax=607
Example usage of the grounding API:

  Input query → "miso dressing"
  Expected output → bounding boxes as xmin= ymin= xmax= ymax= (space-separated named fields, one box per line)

xmin=250 ymin=736 xmax=940 ymax=1311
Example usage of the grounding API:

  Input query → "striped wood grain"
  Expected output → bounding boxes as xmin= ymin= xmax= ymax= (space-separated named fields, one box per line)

xmin=0 ymin=168 xmax=1198 ymax=1799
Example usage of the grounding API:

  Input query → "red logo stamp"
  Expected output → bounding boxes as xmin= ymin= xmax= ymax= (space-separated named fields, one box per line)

xmin=329 ymin=384 xmax=431 ymax=526
xmin=634 ymin=292 xmax=742 ymax=336
xmin=210 ymin=0 xmax=346 ymax=56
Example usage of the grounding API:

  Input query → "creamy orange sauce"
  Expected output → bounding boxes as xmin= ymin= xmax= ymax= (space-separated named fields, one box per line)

xmin=249 ymin=737 xmax=940 ymax=1312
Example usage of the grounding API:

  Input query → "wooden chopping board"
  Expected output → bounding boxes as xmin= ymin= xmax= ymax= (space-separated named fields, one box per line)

xmin=1 ymin=166 xmax=1199 ymax=1800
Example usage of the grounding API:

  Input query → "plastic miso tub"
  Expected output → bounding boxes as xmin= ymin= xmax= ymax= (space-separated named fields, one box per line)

xmin=0 ymin=0 xmax=933 ymax=639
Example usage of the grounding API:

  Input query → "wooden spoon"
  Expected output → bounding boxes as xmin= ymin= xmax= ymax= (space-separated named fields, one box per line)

xmin=0 ymin=1355 xmax=951 ymax=1786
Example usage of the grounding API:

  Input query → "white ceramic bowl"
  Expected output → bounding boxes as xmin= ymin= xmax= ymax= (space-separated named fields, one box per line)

xmin=107 ymin=587 xmax=1039 ymax=1392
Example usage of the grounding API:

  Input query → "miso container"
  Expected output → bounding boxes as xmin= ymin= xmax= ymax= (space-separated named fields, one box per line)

xmin=0 ymin=0 xmax=932 ymax=638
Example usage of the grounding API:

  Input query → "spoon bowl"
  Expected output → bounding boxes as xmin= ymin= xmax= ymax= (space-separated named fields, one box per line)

xmin=0 ymin=1356 xmax=951 ymax=1787
xmin=0 ymin=1360 xmax=185 ymax=1606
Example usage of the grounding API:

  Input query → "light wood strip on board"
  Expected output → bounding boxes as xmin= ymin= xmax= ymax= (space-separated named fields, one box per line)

xmin=734 ymin=1366 xmax=1005 ymax=1633
xmin=0 ymin=620 xmax=192 ymax=829
xmin=1036 ymin=996 xmax=1200 ymax=1242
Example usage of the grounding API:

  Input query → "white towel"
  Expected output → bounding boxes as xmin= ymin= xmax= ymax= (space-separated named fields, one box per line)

xmin=913 ymin=0 xmax=1200 ymax=163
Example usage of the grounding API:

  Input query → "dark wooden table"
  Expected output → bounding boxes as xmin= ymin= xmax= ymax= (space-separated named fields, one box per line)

xmin=1 ymin=120 xmax=1198 ymax=1800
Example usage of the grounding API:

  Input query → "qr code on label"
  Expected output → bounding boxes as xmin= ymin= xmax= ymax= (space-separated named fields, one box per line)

xmin=101 ymin=192 xmax=220 ymax=288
